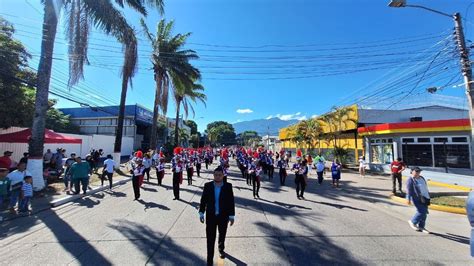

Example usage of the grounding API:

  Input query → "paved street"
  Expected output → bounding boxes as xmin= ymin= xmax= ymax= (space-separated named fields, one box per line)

xmin=0 ymin=161 xmax=472 ymax=265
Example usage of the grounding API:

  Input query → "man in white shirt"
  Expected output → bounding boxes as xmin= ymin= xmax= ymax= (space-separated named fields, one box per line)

xmin=7 ymin=161 xmax=31 ymax=214
xmin=102 ymin=155 xmax=116 ymax=189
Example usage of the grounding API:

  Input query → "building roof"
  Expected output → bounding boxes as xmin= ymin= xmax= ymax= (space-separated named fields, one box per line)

xmin=358 ymin=119 xmax=470 ymax=136
xmin=60 ymin=104 xmax=163 ymax=127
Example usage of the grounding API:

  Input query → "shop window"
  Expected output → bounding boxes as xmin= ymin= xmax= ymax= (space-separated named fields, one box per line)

xmin=417 ymin=138 xmax=430 ymax=143
xmin=402 ymin=144 xmax=433 ymax=167
xmin=370 ymin=144 xmax=393 ymax=164
xmin=434 ymin=137 xmax=448 ymax=143
xmin=402 ymin=138 xmax=415 ymax=143
xmin=434 ymin=144 xmax=470 ymax=168
xmin=452 ymin=137 xmax=468 ymax=143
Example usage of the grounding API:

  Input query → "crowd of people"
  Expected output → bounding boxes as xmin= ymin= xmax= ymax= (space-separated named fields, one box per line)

xmin=0 ymin=147 xmax=109 ymax=216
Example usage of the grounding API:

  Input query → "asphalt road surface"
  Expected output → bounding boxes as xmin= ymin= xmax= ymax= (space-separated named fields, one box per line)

xmin=0 ymin=161 xmax=472 ymax=265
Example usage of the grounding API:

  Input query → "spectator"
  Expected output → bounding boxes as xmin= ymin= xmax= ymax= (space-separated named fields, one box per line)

xmin=69 ymin=157 xmax=91 ymax=195
xmin=315 ymin=158 xmax=325 ymax=185
xmin=63 ymin=153 xmax=76 ymax=193
xmin=0 ymin=151 xmax=13 ymax=171
xmin=92 ymin=149 xmax=103 ymax=173
xmin=331 ymin=159 xmax=342 ymax=188
xmin=43 ymin=149 xmax=53 ymax=166
xmin=7 ymin=161 xmax=31 ymax=214
xmin=19 ymin=152 xmax=29 ymax=165
xmin=0 ymin=167 xmax=11 ymax=209
xmin=390 ymin=157 xmax=406 ymax=194
xmin=407 ymin=167 xmax=430 ymax=234
xmin=102 ymin=155 xmax=115 ymax=189
xmin=18 ymin=175 xmax=33 ymax=214
xmin=85 ymin=154 xmax=95 ymax=175
xmin=52 ymin=149 xmax=66 ymax=175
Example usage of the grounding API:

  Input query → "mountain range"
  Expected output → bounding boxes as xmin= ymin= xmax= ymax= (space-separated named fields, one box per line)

xmin=233 ymin=118 xmax=299 ymax=136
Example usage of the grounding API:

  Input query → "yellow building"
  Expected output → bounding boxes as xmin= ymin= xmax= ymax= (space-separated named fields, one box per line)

xmin=279 ymin=105 xmax=363 ymax=163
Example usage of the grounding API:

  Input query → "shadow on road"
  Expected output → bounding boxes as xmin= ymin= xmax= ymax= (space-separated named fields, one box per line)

xmin=109 ymin=220 xmax=206 ymax=265
xmin=430 ymin=232 xmax=470 ymax=245
xmin=137 ymin=199 xmax=170 ymax=211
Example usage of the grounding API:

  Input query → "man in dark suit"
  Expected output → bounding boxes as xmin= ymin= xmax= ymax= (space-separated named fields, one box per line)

xmin=199 ymin=166 xmax=235 ymax=266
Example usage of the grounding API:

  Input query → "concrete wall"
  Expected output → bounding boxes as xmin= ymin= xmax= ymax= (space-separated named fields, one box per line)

xmin=358 ymin=106 xmax=468 ymax=124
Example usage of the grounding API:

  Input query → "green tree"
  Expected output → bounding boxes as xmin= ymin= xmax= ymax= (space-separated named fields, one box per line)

xmin=318 ymin=106 xmax=358 ymax=162
xmin=30 ymin=0 xmax=164 ymax=181
xmin=173 ymin=81 xmax=206 ymax=146
xmin=206 ymin=121 xmax=236 ymax=146
xmin=0 ymin=17 xmax=36 ymax=128
xmin=184 ymin=120 xmax=198 ymax=135
xmin=140 ymin=18 xmax=200 ymax=149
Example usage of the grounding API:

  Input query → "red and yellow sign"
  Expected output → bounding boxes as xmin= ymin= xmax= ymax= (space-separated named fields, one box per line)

xmin=358 ymin=119 xmax=471 ymax=136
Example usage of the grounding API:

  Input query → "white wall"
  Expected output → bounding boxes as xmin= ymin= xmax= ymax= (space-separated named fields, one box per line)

xmin=0 ymin=127 xmax=134 ymax=160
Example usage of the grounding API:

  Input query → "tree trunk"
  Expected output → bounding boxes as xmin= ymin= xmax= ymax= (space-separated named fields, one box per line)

xmin=114 ymin=75 xmax=128 ymax=153
xmin=28 ymin=0 xmax=58 ymax=191
xmin=150 ymin=74 xmax=162 ymax=150
xmin=174 ymin=100 xmax=181 ymax=147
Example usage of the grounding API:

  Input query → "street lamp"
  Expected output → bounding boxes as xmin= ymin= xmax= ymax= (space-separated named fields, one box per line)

xmin=388 ymin=0 xmax=474 ymax=170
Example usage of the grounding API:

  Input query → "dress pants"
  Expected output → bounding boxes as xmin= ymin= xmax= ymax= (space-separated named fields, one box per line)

xmin=206 ymin=214 xmax=229 ymax=266
xmin=132 ymin=175 xmax=141 ymax=199
xmin=295 ymin=174 xmax=306 ymax=197
xmin=279 ymin=168 xmax=287 ymax=185
xmin=196 ymin=164 xmax=201 ymax=176
xmin=173 ymin=172 xmax=180 ymax=199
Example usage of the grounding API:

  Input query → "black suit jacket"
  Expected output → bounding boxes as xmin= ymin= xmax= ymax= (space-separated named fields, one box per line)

xmin=199 ymin=181 xmax=235 ymax=221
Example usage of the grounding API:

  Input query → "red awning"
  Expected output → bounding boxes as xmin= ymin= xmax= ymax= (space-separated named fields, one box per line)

xmin=0 ymin=129 xmax=82 ymax=144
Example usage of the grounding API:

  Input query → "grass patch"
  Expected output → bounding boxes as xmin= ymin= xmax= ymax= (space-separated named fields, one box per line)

xmin=430 ymin=196 xmax=466 ymax=208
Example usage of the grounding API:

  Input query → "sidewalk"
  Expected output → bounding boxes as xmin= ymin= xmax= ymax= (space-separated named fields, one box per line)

xmin=0 ymin=165 xmax=131 ymax=222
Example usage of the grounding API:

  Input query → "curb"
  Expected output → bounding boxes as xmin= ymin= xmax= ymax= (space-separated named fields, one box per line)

xmin=426 ymin=180 xmax=471 ymax=192
xmin=389 ymin=195 xmax=466 ymax=215
xmin=402 ymin=175 xmax=472 ymax=192
xmin=50 ymin=177 xmax=131 ymax=207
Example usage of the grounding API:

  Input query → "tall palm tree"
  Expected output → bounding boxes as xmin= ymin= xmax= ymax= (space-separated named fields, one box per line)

xmin=173 ymin=80 xmax=206 ymax=147
xmin=140 ymin=18 xmax=200 ymax=149
xmin=29 ymin=0 xmax=164 ymax=190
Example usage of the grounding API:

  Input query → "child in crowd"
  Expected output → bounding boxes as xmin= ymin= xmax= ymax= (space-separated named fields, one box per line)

xmin=18 ymin=175 xmax=33 ymax=214
xmin=0 ymin=167 xmax=11 ymax=208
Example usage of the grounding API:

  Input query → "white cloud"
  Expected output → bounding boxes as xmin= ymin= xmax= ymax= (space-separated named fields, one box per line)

xmin=311 ymin=114 xmax=319 ymax=119
xmin=266 ymin=115 xmax=273 ymax=120
xmin=271 ymin=112 xmax=307 ymax=121
xmin=236 ymin=108 xmax=253 ymax=114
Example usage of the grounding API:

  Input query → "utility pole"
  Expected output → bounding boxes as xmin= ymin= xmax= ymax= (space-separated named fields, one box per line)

xmin=389 ymin=1 xmax=474 ymax=169
xmin=453 ymin=13 xmax=474 ymax=169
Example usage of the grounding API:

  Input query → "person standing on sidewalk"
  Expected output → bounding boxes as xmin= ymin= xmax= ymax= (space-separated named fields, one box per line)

xmin=0 ymin=167 xmax=11 ymax=209
xmin=70 ymin=157 xmax=91 ymax=195
xmin=102 ymin=155 xmax=115 ymax=189
xmin=199 ymin=166 xmax=235 ymax=266
xmin=143 ymin=154 xmax=152 ymax=182
xmin=315 ymin=158 xmax=325 ymax=185
xmin=358 ymin=156 xmax=367 ymax=178
xmin=331 ymin=159 xmax=342 ymax=188
xmin=64 ymin=153 xmax=76 ymax=193
xmin=406 ymin=167 xmax=430 ymax=234
xmin=18 ymin=175 xmax=33 ymax=214
xmin=7 ymin=161 xmax=31 ymax=214
xmin=390 ymin=157 xmax=406 ymax=194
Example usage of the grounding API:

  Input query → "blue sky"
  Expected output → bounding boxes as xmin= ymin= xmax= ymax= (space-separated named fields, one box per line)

xmin=1 ymin=0 xmax=472 ymax=132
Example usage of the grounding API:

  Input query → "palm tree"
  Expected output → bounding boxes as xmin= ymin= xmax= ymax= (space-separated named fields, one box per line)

xmin=173 ymin=80 xmax=206 ymax=147
xmin=30 ymin=0 xmax=164 ymax=190
xmin=140 ymin=18 xmax=200 ymax=149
